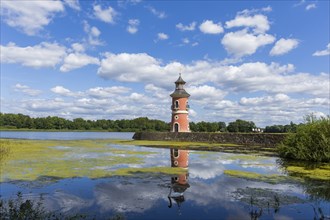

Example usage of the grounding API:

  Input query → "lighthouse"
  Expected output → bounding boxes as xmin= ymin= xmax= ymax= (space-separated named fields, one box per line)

xmin=170 ymin=74 xmax=190 ymax=132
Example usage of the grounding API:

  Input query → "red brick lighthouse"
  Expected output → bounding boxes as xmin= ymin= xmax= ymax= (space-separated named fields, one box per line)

xmin=170 ymin=74 xmax=190 ymax=132
xmin=168 ymin=74 xmax=190 ymax=210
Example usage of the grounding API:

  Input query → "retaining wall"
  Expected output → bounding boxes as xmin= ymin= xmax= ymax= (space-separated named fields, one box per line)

xmin=133 ymin=132 xmax=287 ymax=147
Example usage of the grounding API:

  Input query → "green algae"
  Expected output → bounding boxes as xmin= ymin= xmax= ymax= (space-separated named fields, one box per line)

xmin=0 ymin=139 xmax=160 ymax=182
xmin=285 ymin=165 xmax=330 ymax=181
xmin=110 ymin=139 xmax=241 ymax=148
xmin=112 ymin=166 xmax=187 ymax=176
xmin=224 ymin=154 xmax=269 ymax=161
xmin=224 ymin=170 xmax=291 ymax=184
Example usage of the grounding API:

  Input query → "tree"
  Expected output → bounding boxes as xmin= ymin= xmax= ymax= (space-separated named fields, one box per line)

xmin=227 ymin=119 xmax=255 ymax=133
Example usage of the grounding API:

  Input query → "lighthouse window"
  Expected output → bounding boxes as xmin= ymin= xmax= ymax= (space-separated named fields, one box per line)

xmin=175 ymin=115 xmax=179 ymax=120
xmin=173 ymin=149 xmax=179 ymax=158
xmin=175 ymin=100 xmax=179 ymax=109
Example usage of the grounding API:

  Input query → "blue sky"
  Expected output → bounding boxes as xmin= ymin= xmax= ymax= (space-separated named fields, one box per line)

xmin=1 ymin=0 xmax=329 ymax=127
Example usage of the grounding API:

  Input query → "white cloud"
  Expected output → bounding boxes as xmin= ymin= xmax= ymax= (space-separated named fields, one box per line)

xmin=182 ymin=38 xmax=190 ymax=44
xmin=225 ymin=14 xmax=270 ymax=34
xmin=93 ymin=4 xmax=117 ymax=23
xmin=98 ymin=52 xmax=163 ymax=83
xmin=127 ymin=19 xmax=140 ymax=34
xmin=313 ymin=43 xmax=330 ymax=56
xmin=199 ymin=20 xmax=224 ymax=34
xmin=306 ymin=3 xmax=316 ymax=10
xmin=83 ymin=21 xmax=103 ymax=46
xmin=0 ymin=42 xmax=66 ymax=68
xmin=188 ymin=85 xmax=228 ymax=105
xmin=240 ymin=93 xmax=290 ymax=105
xmin=60 ymin=53 xmax=100 ymax=72
xmin=71 ymin=43 xmax=85 ymax=53
xmin=98 ymin=52 xmax=328 ymax=98
xmin=0 ymin=0 xmax=64 ymax=35
xmin=63 ymin=0 xmax=80 ymax=10
xmin=51 ymin=86 xmax=73 ymax=96
xmin=176 ymin=22 xmax=196 ymax=31
xmin=14 ymin=84 xmax=42 ymax=96
xmin=87 ymin=86 xmax=131 ymax=98
xmin=221 ymin=29 xmax=275 ymax=57
xmin=157 ymin=33 xmax=169 ymax=40
xmin=146 ymin=6 xmax=166 ymax=19
xmin=270 ymin=38 xmax=299 ymax=56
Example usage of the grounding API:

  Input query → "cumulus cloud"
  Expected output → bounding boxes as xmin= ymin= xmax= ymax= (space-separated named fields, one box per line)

xmin=93 ymin=4 xmax=117 ymax=23
xmin=97 ymin=52 xmax=328 ymax=98
xmin=221 ymin=29 xmax=275 ymax=57
xmin=176 ymin=22 xmax=196 ymax=31
xmin=71 ymin=43 xmax=85 ymax=53
xmin=51 ymin=86 xmax=73 ymax=96
xmin=97 ymin=52 xmax=163 ymax=82
xmin=188 ymin=85 xmax=227 ymax=105
xmin=157 ymin=33 xmax=169 ymax=41
xmin=306 ymin=3 xmax=316 ymax=10
xmin=225 ymin=14 xmax=270 ymax=34
xmin=199 ymin=20 xmax=224 ymax=34
xmin=313 ymin=43 xmax=330 ymax=56
xmin=83 ymin=21 xmax=103 ymax=46
xmin=60 ymin=53 xmax=100 ymax=72
xmin=146 ymin=6 xmax=166 ymax=19
xmin=0 ymin=0 xmax=64 ymax=35
xmin=127 ymin=19 xmax=140 ymax=34
xmin=270 ymin=38 xmax=299 ymax=56
xmin=87 ymin=86 xmax=131 ymax=98
xmin=0 ymin=42 xmax=66 ymax=68
xmin=14 ymin=84 xmax=42 ymax=96
xmin=63 ymin=0 xmax=80 ymax=10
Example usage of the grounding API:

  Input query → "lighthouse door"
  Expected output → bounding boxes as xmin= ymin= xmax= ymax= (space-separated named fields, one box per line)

xmin=174 ymin=123 xmax=179 ymax=132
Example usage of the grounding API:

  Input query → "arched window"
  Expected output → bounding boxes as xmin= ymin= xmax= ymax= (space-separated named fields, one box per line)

xmin=174 ymin=123 xmax=179 ymax=132
xmin=175 ymin=100 xmax=179 ymax=109
xmin=173 ymin=149 xmax=179 ymax=158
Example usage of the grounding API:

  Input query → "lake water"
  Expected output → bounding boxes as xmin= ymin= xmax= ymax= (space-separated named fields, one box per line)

xmin=0 ymin=132 xmax=329 ymax=220
xmin=0 ymin=131 xmax=134 ymax=140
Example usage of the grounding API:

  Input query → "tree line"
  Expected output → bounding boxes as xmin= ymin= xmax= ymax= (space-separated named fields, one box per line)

xmin=0 ymin=113 xmax=298 ymax=133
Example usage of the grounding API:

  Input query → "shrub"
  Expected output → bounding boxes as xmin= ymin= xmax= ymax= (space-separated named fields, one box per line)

xmin=277 ymin=115 xmax=330 ymax=162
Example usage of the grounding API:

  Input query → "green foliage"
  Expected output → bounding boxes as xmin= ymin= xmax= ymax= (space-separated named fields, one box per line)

xmin=227 ymin=119 xmax=256 ymax=132
xmin=264 ymin=121 xmax=298 ymax=133
xmin=277 ymin=115 xmax=330 ymax=162
xmin=0 ymin=113 xmax=170 ymax=132
xmin=0 ymin=192 xmax=48 ymax=220
xmin=189 ymin=121 xmax=226 ymax=132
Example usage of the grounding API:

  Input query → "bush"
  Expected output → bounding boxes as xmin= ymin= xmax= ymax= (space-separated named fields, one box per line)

xmin=277 ymin=115 xmax=330 ymax=162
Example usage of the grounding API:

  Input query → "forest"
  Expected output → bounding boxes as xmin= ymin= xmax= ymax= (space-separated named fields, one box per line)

xmin=0 ymin=113 xmax=298 ymax=133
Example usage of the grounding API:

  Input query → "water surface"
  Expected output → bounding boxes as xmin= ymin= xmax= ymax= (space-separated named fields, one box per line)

xmin=0 ymin=131 xmax=134 ymax=140
xmin=0 ymin=132 xmax=329 ymax=220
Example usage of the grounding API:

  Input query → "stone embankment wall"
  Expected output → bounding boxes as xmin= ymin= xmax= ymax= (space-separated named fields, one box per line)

xmin=133 ymin=132 xmax=287 ymax=147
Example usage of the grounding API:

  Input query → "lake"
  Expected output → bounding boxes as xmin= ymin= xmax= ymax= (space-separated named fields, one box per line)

xmin=0 ymin=132 xmax=329 ymax=220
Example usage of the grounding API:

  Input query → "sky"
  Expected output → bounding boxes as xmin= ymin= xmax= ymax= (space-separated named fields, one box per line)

xmin=0 ymin=0 xmax=329 ymax=127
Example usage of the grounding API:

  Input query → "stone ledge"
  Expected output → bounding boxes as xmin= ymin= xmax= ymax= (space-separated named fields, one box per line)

xmin=133 ymin=132 xmax=287 ymax=147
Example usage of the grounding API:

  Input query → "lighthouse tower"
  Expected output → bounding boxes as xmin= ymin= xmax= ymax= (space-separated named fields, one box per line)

xmin=170 ymin=74 xmax=190 ymax=132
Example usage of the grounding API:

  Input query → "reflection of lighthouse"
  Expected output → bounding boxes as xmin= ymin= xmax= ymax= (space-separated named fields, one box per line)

xmin=168 ymin=148 xmax=190 ymax=209
xmin=168 ymin=74 xmax=190 ymax=210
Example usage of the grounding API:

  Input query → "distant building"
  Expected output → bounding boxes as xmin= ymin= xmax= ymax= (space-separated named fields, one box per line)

xmin=170 ymin=74 xmax=190 ymax=132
